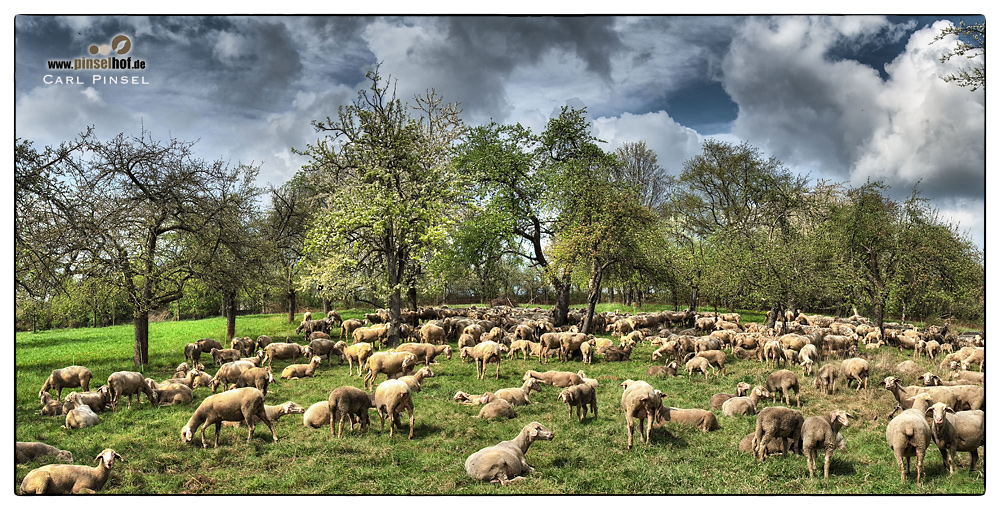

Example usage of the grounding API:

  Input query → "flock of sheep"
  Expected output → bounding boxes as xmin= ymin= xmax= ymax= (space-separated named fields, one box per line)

xmin=17 ymin=305 xmax=986 ymax=493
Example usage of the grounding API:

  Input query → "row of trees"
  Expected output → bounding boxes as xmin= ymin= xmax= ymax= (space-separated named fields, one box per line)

xmin=16 ymin=67 xmax=984 ymax=365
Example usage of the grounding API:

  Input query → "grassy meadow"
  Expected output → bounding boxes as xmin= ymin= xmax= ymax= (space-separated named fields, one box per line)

xmin=14 ymin=306 xmax=986 ymax=495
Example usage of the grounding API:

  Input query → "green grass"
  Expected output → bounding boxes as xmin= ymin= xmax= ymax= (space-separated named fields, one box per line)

xmin=15 ymin=309 xmax=985 ymax=494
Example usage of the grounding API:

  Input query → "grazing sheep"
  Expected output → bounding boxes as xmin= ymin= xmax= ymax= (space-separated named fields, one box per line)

xmin=309 ymin=338 xmax=347 ymax=365
xmin=328 ymin=386 xmax=375 ymax=438
xmin=558 ymin=383 xmax=598 ymax=422
xmin=885 ymin=392 xmax=934 ymax=484
xmin=39 ymin=391 xmax=64 ymax=416
xmin=16 ymin=442 xmax=73 ymax=465
xmin=801 ymin=410 xmax=850 ymax=478
xmin=656 ymin=406 xmax=720 ymax=432
xmin=107 ymin=371 xmax=157 ymax=410
xmin=465 ymin=421 xmax=554 ymax=485
xmin=353 ymin=324 xmax=389 ymax=349
xmin=840 ymin=358 xmax=870 ymax=391
xmin=762 ymin=340 xmax=784 ymax=367
xmin=740 ymin=433 xmax=812 ymax=457
xmin=722 ymin=386 xmax=770 ymax=417
xmin=695 ymin=349 xmax=727 ymax=376
xmin=40 ymin=366 xmax=93 ymax=400
xmin=19 ymin=448 xmax=122 ymax=495
xmin=523 ymin=369 xmax=584 ymax=388
xmin=63 ymin=404 xmax=100 ymax=429
xmin=495 ymin=378 xmax=543 ymax=406
xmin=926 ymin=402 xmax=985 ymax=475
xmin=235 ymin=366 xmax=275 ymax=396
xmin=196 ymin=338 xmax=224 ymax=354
xmin=396 ymin=342 xmax=452 ymax=365
xmin=813 ymin=363 xmax=839 ymax=395
xmin=155 ymin=383 xmax=193 ymax=407
xmin=478 ymin=393 xmax=517 ymax=420
xmin=398 ymin=366 xmax=435 ymax=392
xmin=302 ymin=401 xmax=332 ymax=429
xmin=508 ymin=339 xmax=536 ymax=361
xmin=684 ymin=355 xmax=713 ymax=378
xmin=184 ymin=343 xmax=202 ymax=366
xmin=708 ymin=382 xmax=751 ymax=410
xmin=766 ymin=369 xmax=801 ymax=407
xmin=752 ymin=406 xmax=804 ymax=461
xmin=374 ymin=379 xmax=414 ymax=439
xmin=959 ymin=348 xmax=984 ymax=371
xmin=210 ymin=360 xmax=255 ymax=393
xmin=230 ymin=336 xmax=255 ymax=357
xmin=646 ymin=361 xmax=680 ymax=378
xmin=620 ymin=379 xmax=663 ymax=449
xmin=181 ymin=387 xmax=277 ymax=448
xmin=263 ymin=342 xmax=312 ymax=367
xmin=364 ymin=351 xmax=419 ymax=390
xmin=281 ymin=355 xmax=324 ymax=380
xmin=536 ymin=332 xmax=562 ymax=363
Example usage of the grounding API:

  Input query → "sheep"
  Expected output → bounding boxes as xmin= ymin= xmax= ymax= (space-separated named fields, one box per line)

xmin=495 ymin=378 xmax=543 ymax=406
xmin=464 ymin=421 xmax=554 ymax=485
xmin=210 ymin=360 xmax=255 ymax=393
xmin=63 ymin=404 xmax=100 ymax=429
xmin=196 ymin=338 xmax=224 ymax=354
xmin=656 ymin=406 xmax=720 ymax=432
xmin=19 ymin=448 xmax=122 ymax=495
xmin=813 ymin=363 xmax=839 ymax=395
xmin=309 ymin=338 xmax=347 ymax=365
xmin=461 ymin=341 xmax=504 ymax=380
xmin=740 ymin=433 xmax=813 ymax=457
xmin=579 ymin=341 xmax=593 ymax=365
xmin=39 ymin=366 xmax=93 ymax=400
xmin=106 ymin=371 xmax=157 ymax=410
xmin=340 ymin=319 xmax=364 ymax=341
xmin=921 ymin=372 xmax=979 ymax=387
xmin=263 ymin=342 xmax=312 ymax=367
xmin=694 ymin=336 xmax=722 ymax=354
xmin=281 ymin=355 xmax=323 ymax=380
xmin=180 ymin=387 xmax=277 ymax=448
xmin=327 ymin=386 xmax=374 ymax=438
xmin=398 ymin=366 xmax=435 ymax=392
xmin=558 ymin=383 xmax=598 ymax=422
xmin=708 ymin=382 xmax=751 ymax=410
xmin=184 ymin=343 xmax=202 ymax=366
xmin=364 ymin=351 xmax=419 ymax=390
xmin=620 ymin=379 xmax=663 ymax=450
xmin=303 ymin=401 xmax=332 ymax=429
xmin=187 ymin=369 xmax=213 ymax=389
xmin=695 ymin=349 xmax=727 ymax=376
xmin=721 ymin=386 xmax=770 ymax=417
xmin=235 ymin=366 xmax=274 ymax=396
xmin=343 ymin=342 xmax=374 ymax=377
xmin=395 ymin=342 xmax=452 ymax=365
xmin=39 ymin=391 xmax=64 ymax=416
xmin=418 ymin=322 xmax=447 ymax=344
xmin=646 ymin=361 xmax=680 ymax=378
xmin=926 ymin=402 xmax=985 ymax=475
xmin=536 ymin=332 xmax=562 ymax=363
xmin=523 ymin=369 xmax=583 ymax=388
xmin=840 ymin=357 xmax=870 ymax=391
xmin=684 ymin=355 xmax=713 ymax=378
xmin=373 ymin=379 xmax=414 ymax=439
xmin=761 ymin=340 xmax=785 ymax=367
xmin=765 ymin=369 xmax=801 ymax=407
xmin=230 ymin=336 xmax=255 ymax=357
xmin=155 ymin=383 xmax=194 ymax=406
xmin=453 ymin=391 xmax=491 ymax=406
xmin=508 ymin=339 xmax=535 ymax=361
xmin=896 ymin=360 xmax=919 ymax=373
xmin=353 ymin=324 xmax=389 ymax=349
xmin=883 ymin=376 xmax=985 ymax=415
xmin=801 ymin=410 xmax=850 ymax=478
xmin=959 ymin=348 xmax=984 ymax=371
xmin=885 ymin=392 xmax=934 ymax=484
xmin=478 ymin=392 xmax=517 ymax=420
xmin=603 ymin=344 xmax=633 ymax=362
xmin=948 ymin=370 xmax=984 ymax=384
xmin=752 ymin=406 xmax=804 ymax=461
xmin=16 ymin=442 xmax=73 ymax=465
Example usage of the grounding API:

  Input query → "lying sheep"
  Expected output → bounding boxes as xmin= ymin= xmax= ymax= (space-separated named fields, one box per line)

xmin=374 ymin=379 xmax=415 ymax=439
xmin=107 ymin=371 xmax=157 ymax=410
xmin=478 ymin=392 xmax=517 ymax=420
xmin=494 ymin=378 xmax=543 ymax=406
xmin=801 ymin=410 xmax=850 ymax=478
xmin=753 ymin=406 xmax=804 ymax=461
xmin=603 ymin=344 xmax=633 ymax=362
xmin=16 ymin=441 xmax=73 ymax=464
xmin=40 ymin=365 xmax=93 ymax=400
xmin=364 ymin=351 xmax=419 ymax=390
xmin=840 ymin=357 xmax=870 ymax=391
xmin=656 ymin=406 xmax=720 ymax=432
xmin=921 ymin=372 xmax=979 ymax=387
xmin=948 ymin=370 xmax=985 ymax=384
xmin=464 ymin=421 xmax=554 ymax=485
xmin=884 ymin=376 xmax=985 ymax=415
xmin=188 ymin=369 xmax=213 ymax=389
xmin=39 ymin=391 xmax=64 ymax=416
xmin=813 ymin=363 xmax=838 ymax=395
xmin=180 ymin=387 xmax=277 ymax=448
xmin=766 ymin=369 xmax=801 ymax=407
xmin=558 ymin=383 xmax=597 ymax=422
xmin=303 ymin=401 xmax=332 ymax=429
xmin=63 ymin=404 xmax=100 ymax=429
xmin=926 ymin=402 xmax=985 ymax=475
xmin=328 ymin=386 xmax=374 ymax=438
xmin=453 ymin=391 xmax=491 ymax=406
xmin=620 ymin=379 xmax=663 ymax=450
xmin=708 ymin=382 xmax=751 ymax=410
xmin=721 ymin=386 xmax=770 ymax=417
xmin=523 ymin=369 xmax=583 ymax=388
xmin=155 ymin=383 xmax=193 ymax=407
xmin=281 ymin=355 xmax=323 ymax=380
xmin=885 ymin=392 xmax=934 ymax=484
xmin=646 ymin=362 xmax=680 ymax=378
xmin=19 ymin=449 xmax=122 ymax=495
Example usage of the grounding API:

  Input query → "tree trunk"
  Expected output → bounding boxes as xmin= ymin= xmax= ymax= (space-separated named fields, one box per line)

xmin=581 ymin=259 xmax=604 ymax=335
xmin=133 ymin=309 xmax=149 ymax=367
xmin=286 ymin=289 xmax=296 ymax=324
xmin=407 ymin=286 xmax=418 ymax=313
xmin=552 ymin=276 xmax=571 ymax=328
xmin=323 ymin=297 xmax=332 ymax=315
xmin=223 ymin=289 xmax=237 ymax=341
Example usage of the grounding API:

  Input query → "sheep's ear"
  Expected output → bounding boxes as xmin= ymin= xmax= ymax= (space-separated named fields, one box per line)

xmin=945 ymin=407 xmax=956 ymax=414
xmin=925 ymin=408 xmax=934 ymax=416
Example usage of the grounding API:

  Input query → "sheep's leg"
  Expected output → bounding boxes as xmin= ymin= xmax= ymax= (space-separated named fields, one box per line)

xmin=625 ymin=416 xmax=635 ymax=450
xmin=915 ymin=449 xmax=925 ymax=484
xmin=406 ymin=405 xmax=414 ymax=440
xmin=969 ymin=448 xmax=979 ymax=473
xmin=824 ymin=448 xmax=832 ymax=478
xmin=805 ymin=447 xmax=815 ymax=478
xmin=213 ymin=422 xmax=222 ymax=448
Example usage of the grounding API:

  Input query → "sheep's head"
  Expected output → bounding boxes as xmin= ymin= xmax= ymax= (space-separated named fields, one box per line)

xmin=453 ymin=391 xmax=470 ymax=403
xmin=181 ymin=425 xmax=194 ymax=444
xmin=443 ymin=345 xmax=453 ymax=360
xmin=95 ymin=449 xmax=122 ymax=469
xmin=736 ymin=381 xmax=752 ymax=395
xmin=526 ymin=422 xmax=554 ymax=441
xmin=830 ymin=410 xmax=850 ymax=428
xmin=921 ymin=372 xmax=937 ymax=386
xmin=281 ymin=401 xmax=306 ymax=415
xmin=883 ymin=376 xmax=900 ymax=390
xmin=926 ymin=402 xmax=955 ymax=425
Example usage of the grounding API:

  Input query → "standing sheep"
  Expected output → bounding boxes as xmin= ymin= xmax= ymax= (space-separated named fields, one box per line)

xmin=926 ymin=402 xmax=985 ymax=475
xmin=328 ymin=386 xmax=374 ymax=438
xmin=558 ymin=383 xmax=598 ymax=422
xmin=885 ymin=393 xmax=934 ymax=484
xmin=620 ymin=379 xmax=663 ymax=450
xmin=461 ymin=341 xmax=505 ymax=380
xmin=840 ymin=357 xmax=870 ymax=391
xmin=813 ymin=363 xmax=839 ymax=395
xmin=374 ymin=379 xmax=415 ymax=439
xmin=765 ymin=369 xmax=801 ymax=407
xmin=40 ymin=366 xmax=93 ymax=400
xmin=364 ymin=351 xmax=419 ymax=390
xmin=343 ymin=342 xmax=374 ymax=377
xmin=464 ymin=421 xmax=554 ymax=485
xmin=801 ymin=410 xmax=850 ymax=478
xmin=180 ymin=387 xmax=277 ymax=448
xmin=107 ymin=371 xmax=157 ymax=410
xmin=753 ymin=406 xmax=804 ymax=461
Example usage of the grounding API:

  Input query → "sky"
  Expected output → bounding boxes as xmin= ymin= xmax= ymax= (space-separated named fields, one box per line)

xmin=13 ymin=13 xmax=987 ymax=249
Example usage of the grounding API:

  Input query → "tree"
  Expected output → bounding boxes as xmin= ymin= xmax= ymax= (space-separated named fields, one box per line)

xmin=613 ymin=140 xmax=670 ymax=209
xmin=933 ymin=20 xmax=985 ymax=91
xmin=300 ymin=67 xmax=464 ymax=346
xmin=264 ymin=173 xmax=316 ymax=323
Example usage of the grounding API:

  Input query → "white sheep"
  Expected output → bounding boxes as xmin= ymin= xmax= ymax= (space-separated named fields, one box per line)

xmin=721 ymin=386 xmax=770 ymax=417
xmin=302 ymin=401 xmax=332 ymax=429
xmin=558 ymin=383 xmax=597 ymax=422
xmin=328 ymin=386 xmax=374 ymax=438
xmin=63 ymin=404 xmax=100 ymax=429
xmin=478 ymin=392 xmax=517 ymax=420
xmin=494 ymin=377 xmax=543 ymax=406
xmin=15 ymin=442 xmax=73 ymax=464
xmin=19 ymin=448 xmax=122 ymax=494
xmin=801 ymin=410 xmax=850 ymax=478
xmin=464 ymin=421 xmax=554 ymax=485
xmin=180 ymin=387 xmax=277 ymax=448
xmin=374 ymin=379 xmax=414 ymax=439
xmin=280 ymin=355 xmax=323 ymax=380
xmin=620 ymin=379 xmax=663 ymax=450
xmin=398 ymin=366 xmax=435 ymax=392
xmin=885 ymin=392 xmax=934 ymax=484
xmin=765 ymin=369 xmax=801 ymax=407
xmin=39 ymin=365 xmax=93 ymax=400
xmin=926 ymin=402 xmax=984 ymax=475
xmin=752 ymin=406 xmax=804 ymax=461
xmin=840 ymin=357 xmax=870 ymax=391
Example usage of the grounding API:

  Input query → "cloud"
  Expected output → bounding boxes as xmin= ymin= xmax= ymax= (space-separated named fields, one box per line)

xmin=15 ymin=84 xmax=147 ymax=145
xmin=592 ymin=111 xmax=703 ymax=175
